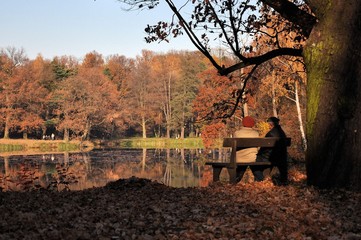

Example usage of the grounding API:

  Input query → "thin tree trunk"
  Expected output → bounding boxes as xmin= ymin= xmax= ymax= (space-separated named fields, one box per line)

xmin=243 ymin=102 xmax=249 ymax=117
xmin=64 ymin=128 xmax=69 ymax=142
xmin=180 ymin=110 xmax=185 ymax=139
xmin=81 ymin=119 xmax=91 ymax=141
xmin=166 ymin=125 xmax=170 ymax=139
xmin=3 ymin=111 xmax=10 ymax=139
xmin=271 ymin=75 xmax=278 ymax=117
xmin=294 ymin=82 xmax=307 ymax=151
xmin=142 ymin=115 xmax=147 ymax=138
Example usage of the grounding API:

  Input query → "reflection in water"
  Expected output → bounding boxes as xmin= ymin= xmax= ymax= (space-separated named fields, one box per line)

xmin=0 ymin=148 xmax=226 ymax=192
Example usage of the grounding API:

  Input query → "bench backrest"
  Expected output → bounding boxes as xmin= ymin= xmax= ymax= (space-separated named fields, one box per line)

xmin=223 ymin=137 xmax=291 ymax=148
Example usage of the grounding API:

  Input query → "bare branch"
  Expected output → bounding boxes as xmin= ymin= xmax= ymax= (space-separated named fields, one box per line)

xmin=260 ymin=0 xmax=317 ymax=37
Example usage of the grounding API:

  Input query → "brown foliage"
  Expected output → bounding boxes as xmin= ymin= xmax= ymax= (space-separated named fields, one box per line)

xmin=200 ymin=122 xmax=227 ymax=148
xmin=0 ymin=173 xmax=360 ymax=239
xmin=193 ymin=68 xmax=239 ymax=121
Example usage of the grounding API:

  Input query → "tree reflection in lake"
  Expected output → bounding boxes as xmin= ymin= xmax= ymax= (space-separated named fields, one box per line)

xmin=0 ymin=148 xmax=225 ymax=191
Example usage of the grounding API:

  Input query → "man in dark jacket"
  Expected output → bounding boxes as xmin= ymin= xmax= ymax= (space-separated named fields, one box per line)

xmin=253 ymin=117 xmax=288 ymax=184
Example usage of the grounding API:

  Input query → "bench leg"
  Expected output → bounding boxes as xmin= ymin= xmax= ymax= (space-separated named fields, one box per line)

xmin=227 ymin=167 xmax=237 ymax=184
xmin=212 ymin=166 xmax=223 ymax=182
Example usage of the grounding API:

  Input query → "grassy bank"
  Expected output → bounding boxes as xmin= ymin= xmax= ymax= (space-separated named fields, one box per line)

xmin=0 ymin=139 xmax=93 ymax=153
xmin=116 ymin=137 xmax=204 ymax=149
xmin=0 ymin=138 xmax=204 ymax=152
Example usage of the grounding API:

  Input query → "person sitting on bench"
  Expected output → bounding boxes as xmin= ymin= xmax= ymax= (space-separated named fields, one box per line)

xmin=253 ymin=117 xmax=288 ymax=184
xmin=233 ymin=116 xmax=260 ymax=162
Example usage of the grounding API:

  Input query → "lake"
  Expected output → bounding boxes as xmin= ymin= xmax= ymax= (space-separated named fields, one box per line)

xmin=0 ymin=148 xmax=229 ymax=191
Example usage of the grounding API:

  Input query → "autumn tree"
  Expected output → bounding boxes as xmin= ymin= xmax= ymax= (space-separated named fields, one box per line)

xmin=103 ymin=54 xmax=133 ymax=137
xmin=13 ymin=59 xmax=49 ymax=138
xmin=104 ymin=54 xmax=132 ymax=94
xmin=56 ymin=52 xmax=121 ymax=140
xmin=126 ymin=50 xmax=159 ymax=138
xmin=0 ymin=47 xmax=30 ymax=138
xmin=51 ymin=56 xmax=78 ymax=83
xmin=247 ymin=13 xmax=307 ymax=151
xmin=152 ymin=53 xmax=181 ymax=138
xmin=252 ymin=57 xmax=307 ymax=156
xmin=29 ymin=55 xmax=60 ymax=137
xmin=171 ymin=51 xmax=206 ymax=138
xmin=119 ymin=0 xmax=361 ymax=190
xmin=193 ymin=67 xmax=240 ymax=146
xmin=45 ymin=56 xmax=80 ymax=139
xmin=0 ymin=53 xmax=14 ymax=138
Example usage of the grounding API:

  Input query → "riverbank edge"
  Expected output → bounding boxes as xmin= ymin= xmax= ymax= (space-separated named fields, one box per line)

xmin=95 ymin=137 xmax=205 ymax=149
xmin=0 ymin=137 xmax=206 ymax=153
xmin=0 ymin=139 xmax=94 ymax=153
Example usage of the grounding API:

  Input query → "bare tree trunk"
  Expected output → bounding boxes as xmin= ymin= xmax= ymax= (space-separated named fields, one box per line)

xmin=81 ymin=119 xmax=91 ymax=141
xmin=163 ymin=73 xmax=172 ymax=139
xmin=243 ymin=102 xmax=249 ymax=117
xmin=3 ymin=109 xmax=10 ymax=139
xmin=3 ymin=121 xmax=10 ymax=139
xmin=294 ymin=82 xmax=307 ymax=151
xmin=141 ymin=115 xmax=147 ymax=138
xmin=271 ymin=75 xmax=278 ymax=117
xmin=180 ymin=111 xmax=185 ymax=139
xmin=64 ymin=128 xmax=69 ymax=142
xmin=166 ymin=125 xmax=171 ymax=139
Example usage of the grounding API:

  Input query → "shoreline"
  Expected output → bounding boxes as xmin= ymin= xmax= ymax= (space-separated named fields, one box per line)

xmin=0 ymin=139 xmax=94 ymax=153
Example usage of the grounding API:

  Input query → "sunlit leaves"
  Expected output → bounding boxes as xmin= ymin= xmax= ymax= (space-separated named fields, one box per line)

xmin=193 ymin=68 xmax=239 ymax=122
xmin=55 ymin=52 xmax=125 ymax=140
xmin=0 ymin=51 xmax=47 ymax=137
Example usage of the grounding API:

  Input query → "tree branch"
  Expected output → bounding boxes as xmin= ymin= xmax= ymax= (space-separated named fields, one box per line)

xmin=219 ymin=47 xmax=302 ymax=75
xmin=260 ymin=0 xmax=317 ymax=37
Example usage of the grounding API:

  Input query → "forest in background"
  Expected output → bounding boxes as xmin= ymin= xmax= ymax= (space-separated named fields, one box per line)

xmin=0 ymin=46 xmax=306 ymax=158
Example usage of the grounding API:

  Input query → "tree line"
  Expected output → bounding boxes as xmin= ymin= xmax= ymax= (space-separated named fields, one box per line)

xmin=0 ymin=46 xmax=306 ymax=155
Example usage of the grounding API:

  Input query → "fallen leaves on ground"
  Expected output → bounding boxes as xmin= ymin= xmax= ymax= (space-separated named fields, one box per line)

xmin=0 ymin=170 xmax=360 ymax=240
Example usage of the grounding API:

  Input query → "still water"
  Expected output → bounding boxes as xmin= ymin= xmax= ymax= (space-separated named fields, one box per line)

xmin=0 ymin=148 xmax=227 ymax=192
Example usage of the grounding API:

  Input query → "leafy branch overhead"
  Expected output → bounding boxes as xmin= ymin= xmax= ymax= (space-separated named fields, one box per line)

xmin=119 ymin=0 xmax=315 ymax=76
xmin=118 ymin=0 xmax=314 ymax=120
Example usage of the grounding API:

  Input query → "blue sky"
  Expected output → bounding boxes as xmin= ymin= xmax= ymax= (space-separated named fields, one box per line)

xmin=0 ymin=0 xmax=197 ymax=60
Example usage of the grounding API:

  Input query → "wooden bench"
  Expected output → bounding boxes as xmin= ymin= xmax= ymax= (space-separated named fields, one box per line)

xmin=205 ymin=137 xmax=291 ymax=183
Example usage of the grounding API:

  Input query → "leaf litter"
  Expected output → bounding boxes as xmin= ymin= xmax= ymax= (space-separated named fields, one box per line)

xmin=0 ymin=167 xmax=360 ymax=240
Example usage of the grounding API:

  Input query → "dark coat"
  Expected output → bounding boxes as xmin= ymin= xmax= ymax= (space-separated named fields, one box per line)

xmin=256 ymin=125 xmax=287 ymax=164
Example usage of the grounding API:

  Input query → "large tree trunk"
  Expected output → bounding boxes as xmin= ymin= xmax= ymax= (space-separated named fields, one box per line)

xmin=304 ymin=1 xmax=361 ymax=190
